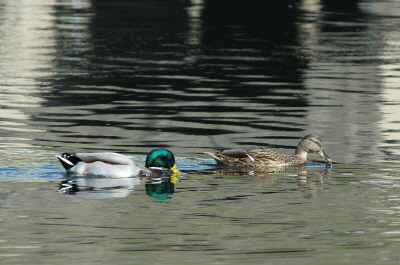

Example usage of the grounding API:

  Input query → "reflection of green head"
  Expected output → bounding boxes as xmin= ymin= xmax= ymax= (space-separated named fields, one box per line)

xmin=145 ymin=181 xmax=175 ymax=199
xmin=145 ymin=148 xmax=176 ymax=169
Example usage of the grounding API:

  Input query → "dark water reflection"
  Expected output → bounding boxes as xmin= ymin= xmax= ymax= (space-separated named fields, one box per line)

xmin=43 ymin=0 xmax=311 ymax=155
xmin=0 ymin=0 xmax=352 ymax=157
xmin=0 ymin=0 xmax=396 ymax=165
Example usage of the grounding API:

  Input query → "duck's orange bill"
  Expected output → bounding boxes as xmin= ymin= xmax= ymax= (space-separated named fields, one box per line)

xmin=317 ymin=150 xmax=332 ymax=162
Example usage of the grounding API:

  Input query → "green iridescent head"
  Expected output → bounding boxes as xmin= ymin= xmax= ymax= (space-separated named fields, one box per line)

xmin=145 ymin=148 xmax=180 ymax=174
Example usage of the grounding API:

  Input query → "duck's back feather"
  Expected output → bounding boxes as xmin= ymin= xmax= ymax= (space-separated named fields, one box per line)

xmin=206 ymin=147 xmax=305 ymax=168
xmin=75 ymin=153 xmax=135 ymax=165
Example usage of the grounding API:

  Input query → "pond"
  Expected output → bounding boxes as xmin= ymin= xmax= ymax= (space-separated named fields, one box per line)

xmin=1 ymin=0 xmax=400 ymax=264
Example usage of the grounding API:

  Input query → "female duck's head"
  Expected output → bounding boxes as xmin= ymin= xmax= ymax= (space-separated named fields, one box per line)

xmin=145 ymin=148 xmax=180 ymax=174
xmin=296 ymin=134 xmax=331 ymax=162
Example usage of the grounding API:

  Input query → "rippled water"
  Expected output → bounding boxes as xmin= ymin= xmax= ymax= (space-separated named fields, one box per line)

xmin=1 ymin=0 xmax=400 ymax=264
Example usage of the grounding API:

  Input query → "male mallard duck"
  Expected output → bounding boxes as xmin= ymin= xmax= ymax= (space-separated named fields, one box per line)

xmin=57 ymin=148 xmax=180 ymax=178
xmin=205 ymin=134 xmax=331 ymax=168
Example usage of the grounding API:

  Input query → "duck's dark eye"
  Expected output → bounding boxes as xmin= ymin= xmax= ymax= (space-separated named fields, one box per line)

xmin=313 ymin=140 xmax=322 ymax=149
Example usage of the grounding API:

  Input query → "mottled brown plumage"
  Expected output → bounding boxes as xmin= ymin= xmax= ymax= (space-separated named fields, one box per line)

xmin=205 ymin=134 xmax=331 ymax=168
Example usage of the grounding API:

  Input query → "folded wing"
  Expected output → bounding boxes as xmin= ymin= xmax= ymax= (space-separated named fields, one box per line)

xmin=76 ymin=153 xmax=135 ymax=165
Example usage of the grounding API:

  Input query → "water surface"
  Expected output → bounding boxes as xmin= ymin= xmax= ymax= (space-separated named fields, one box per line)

xmin=1 ymin=0 xmax=400 ymax=264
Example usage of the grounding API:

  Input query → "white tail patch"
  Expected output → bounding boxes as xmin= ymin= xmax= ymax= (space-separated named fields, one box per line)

xmin=57 ymin=156 xmax=75 ymax=166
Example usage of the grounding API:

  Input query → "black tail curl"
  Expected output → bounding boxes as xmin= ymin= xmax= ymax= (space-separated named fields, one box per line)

xmin=57 ymin=153 xmax=82 ymax=170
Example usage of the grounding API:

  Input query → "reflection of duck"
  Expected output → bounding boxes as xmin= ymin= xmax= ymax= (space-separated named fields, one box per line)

xmin=58 ymin=173 xmax=179 ymax=199
xmin=145 ymin=173 xmax=178 ymax=200
xmin=58 ymin=177 xmax=140 ymax=198
xmin=205 ymin=134 xmax=331 ymax=168
xmin=211 ymin=164 xmax=307 ymax=176
xmin=57 ymin=149 xmax=180 ymax=178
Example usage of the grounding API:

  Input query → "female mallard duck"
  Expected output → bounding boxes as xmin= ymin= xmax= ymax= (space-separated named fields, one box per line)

xmin=205 ymin=134 xmax=331 ymax=168
xmin=57 ymin=148 xmax=180 ymax=178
